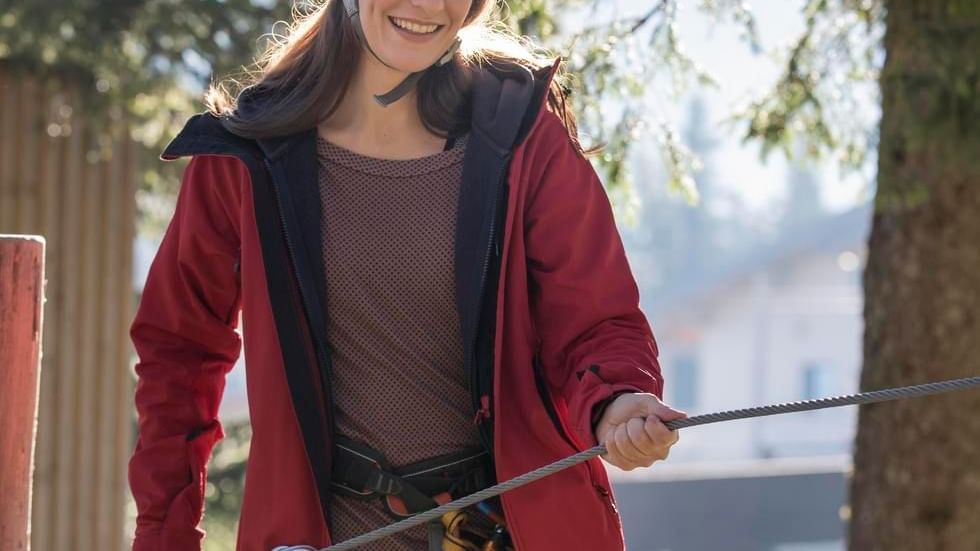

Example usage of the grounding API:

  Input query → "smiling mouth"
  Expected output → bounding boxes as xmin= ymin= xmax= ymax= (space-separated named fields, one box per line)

xmin=388 ymin=16 xmax=443 ymax=35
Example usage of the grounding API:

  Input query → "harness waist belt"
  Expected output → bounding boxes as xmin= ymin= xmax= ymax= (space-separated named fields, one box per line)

xmin=330 ymin=435 xmax=491 ymax=517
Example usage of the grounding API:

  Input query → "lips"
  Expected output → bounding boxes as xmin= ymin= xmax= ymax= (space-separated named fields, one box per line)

xmin=388 ymin=15 xmax=443 ymax=35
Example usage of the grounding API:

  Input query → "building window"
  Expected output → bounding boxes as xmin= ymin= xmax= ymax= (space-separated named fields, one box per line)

xmin=802 ymin=362 xmax=831 ymax=400
xmin=672 ymin=355 xmax=698 ymax=410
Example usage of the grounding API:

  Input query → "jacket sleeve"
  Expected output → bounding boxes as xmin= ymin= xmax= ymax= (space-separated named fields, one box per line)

xmin=524 ymin=110 xmax=664 ymax=450
xmin=128 ymin=155 xmax=245 ymax=551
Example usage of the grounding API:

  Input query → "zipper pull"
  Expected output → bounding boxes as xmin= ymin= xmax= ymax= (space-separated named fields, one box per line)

xmin=473 ymin=395 xmax=492 ymax=425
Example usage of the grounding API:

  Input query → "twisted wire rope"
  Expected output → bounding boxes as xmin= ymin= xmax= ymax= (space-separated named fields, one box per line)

xmin=272 ymin=375 xmax=980 ymax=551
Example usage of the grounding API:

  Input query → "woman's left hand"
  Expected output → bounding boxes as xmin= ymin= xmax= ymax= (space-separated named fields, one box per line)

xmin=594 ymin=393 xmax=687 ymax=471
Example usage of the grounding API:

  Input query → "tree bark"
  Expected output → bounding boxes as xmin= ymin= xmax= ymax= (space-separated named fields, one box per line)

xmin=848 ymin=2 xmax=980 ymax=550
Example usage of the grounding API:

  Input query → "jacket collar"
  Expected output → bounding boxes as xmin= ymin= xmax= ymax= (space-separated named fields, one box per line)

xmin=160 ymin=57 xmax=562 ymax=163
xmin=156 ymin=58 xmax=563 ymax=521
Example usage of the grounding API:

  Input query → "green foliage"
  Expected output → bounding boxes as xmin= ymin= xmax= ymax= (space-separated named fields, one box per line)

xmin=729 ymin=0 xmax=885 ymax=174
xmin=503 ymin=0 xmax=884 ymax=214
xmin=0 ymin=0 xmax=296 ymax=234
xmin=0 ymin=0 xmax=885 ymax=228
xmin=500 ymin=0 xmax=745 ymax=215
xmin=0 ymin=0 xmax=293 ymax=124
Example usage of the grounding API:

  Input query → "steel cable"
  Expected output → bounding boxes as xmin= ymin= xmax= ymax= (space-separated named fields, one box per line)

xmin=273 ymin=375 xmax=980 ymax=551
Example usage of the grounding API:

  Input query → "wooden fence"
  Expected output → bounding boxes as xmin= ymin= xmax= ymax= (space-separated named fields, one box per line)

xmin=0 ymin=69 xmax=137 ymax=551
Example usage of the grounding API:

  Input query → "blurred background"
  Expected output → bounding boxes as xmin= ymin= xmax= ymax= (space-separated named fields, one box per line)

xmin=2 ymin=1 xmax=977 ymax=550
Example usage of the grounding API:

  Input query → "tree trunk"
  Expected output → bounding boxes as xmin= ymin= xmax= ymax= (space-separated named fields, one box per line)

xmin=848 ymin=2 xmax=980 ymax=550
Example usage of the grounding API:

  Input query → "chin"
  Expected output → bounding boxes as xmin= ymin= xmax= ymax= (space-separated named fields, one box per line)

xmin=375 ymin=52 xmax=434 ymax=74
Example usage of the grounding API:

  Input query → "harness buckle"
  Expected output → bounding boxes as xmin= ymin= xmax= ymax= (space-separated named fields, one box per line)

xmin=328 ymin=435 xmax=511 ymax=549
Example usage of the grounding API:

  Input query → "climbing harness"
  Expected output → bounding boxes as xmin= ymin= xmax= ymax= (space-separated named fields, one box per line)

xmin=271 ymin=375 xmax=980 ymax=551
xmin=329 ymin=434 xmax=498 ymax=550
xmin=342 ymin=0 xmax=462 ymax=107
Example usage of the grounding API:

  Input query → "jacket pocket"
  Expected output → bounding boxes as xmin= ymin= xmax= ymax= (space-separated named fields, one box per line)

xmin=531 ymin=351 xmax=604 ymax=492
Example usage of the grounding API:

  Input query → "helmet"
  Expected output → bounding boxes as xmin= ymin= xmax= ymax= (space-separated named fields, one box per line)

xmin=341 ymin=0 xmax=462 ymax=107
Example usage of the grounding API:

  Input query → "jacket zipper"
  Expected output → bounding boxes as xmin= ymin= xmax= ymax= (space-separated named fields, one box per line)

xmin=469 ymin=160 xmax=509 ymax=453
xmin=264 ymin=157 xmax=337 ymax=439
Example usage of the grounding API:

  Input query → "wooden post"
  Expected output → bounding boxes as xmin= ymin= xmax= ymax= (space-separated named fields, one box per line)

xmin=2 ymin=71 xmax=137 ymax=551
xmin=0 ymin=235 xmax=45 ymax=551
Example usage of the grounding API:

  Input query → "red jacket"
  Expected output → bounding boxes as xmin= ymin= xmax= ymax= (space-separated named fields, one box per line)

xmin=129 ymin=57 xmax=663 ymax=551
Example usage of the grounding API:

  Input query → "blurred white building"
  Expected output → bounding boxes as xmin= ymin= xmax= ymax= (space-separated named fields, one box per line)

xmin=644 ymin=203 xmax=871 ymax=463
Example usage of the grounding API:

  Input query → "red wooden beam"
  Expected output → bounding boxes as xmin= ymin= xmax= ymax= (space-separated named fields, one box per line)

xmin=0 ymin=235 xmax=45 ymax=551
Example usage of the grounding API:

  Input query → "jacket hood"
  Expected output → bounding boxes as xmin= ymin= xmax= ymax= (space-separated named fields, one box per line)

xmin=160 ymin=57 xmax=562 ymax=162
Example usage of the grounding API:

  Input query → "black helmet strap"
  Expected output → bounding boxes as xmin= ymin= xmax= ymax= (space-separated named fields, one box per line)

xmin=341 ymin=0 xmax=461 ymax=107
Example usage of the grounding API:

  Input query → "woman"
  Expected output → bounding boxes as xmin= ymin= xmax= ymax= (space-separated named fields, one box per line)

xmin=128 ymin=0 xmax=686 ymax=550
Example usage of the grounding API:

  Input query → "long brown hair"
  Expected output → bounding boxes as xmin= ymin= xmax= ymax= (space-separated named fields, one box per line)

xmin=205 ymin=0 xmax=591 ymax=155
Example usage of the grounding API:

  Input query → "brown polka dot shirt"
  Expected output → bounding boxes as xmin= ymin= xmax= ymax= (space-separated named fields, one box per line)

xmin=316 ymin=132 xmax=484 ymax=549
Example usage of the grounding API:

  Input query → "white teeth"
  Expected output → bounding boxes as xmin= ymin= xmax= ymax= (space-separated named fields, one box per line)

xmin=390 ymin=17 xmax=439 ymax=34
